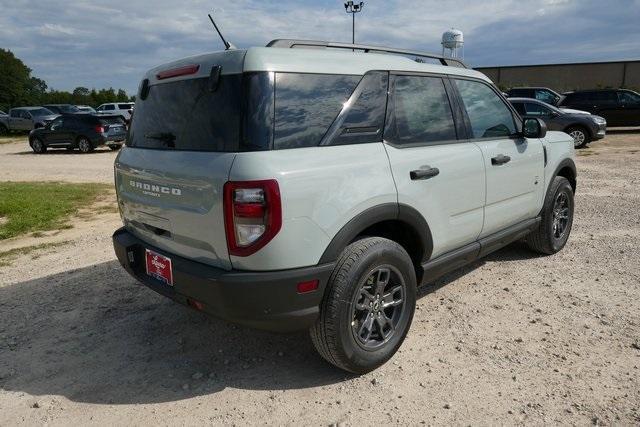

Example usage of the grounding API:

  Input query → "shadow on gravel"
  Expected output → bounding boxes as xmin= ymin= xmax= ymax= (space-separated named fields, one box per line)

xmin=0 ymin=242 xmax=537 ymax=405
xmin=0 ymin=260 xmax=344 ymax=405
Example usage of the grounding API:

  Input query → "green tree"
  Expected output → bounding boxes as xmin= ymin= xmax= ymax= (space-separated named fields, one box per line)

xmin=0 ymin=48 xmax=46 ymax=110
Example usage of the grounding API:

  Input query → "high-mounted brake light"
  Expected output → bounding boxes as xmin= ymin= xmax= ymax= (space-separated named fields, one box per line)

xmin=156 ymin=64 xmax=200 ymax=80
xmin=223 ymin=180 xmax=282 ymax=257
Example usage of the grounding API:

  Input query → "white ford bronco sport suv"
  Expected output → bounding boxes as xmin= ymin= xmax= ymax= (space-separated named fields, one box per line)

xmin=113 ymin=40 xmax=576 ymax=373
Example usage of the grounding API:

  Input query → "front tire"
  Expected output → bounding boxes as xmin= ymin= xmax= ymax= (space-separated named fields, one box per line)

xmin=30 ymin=137 xmax=46 ymax=153
xmin=526 ymin=176 xmax=574 ymax=255
xmin=77 ymin=136 xmax=94 ymax=153
xmin=0 ymin=124 xmax=8 ymax=135
xmin=566 ymin=126 xmax=590 ymax=149
xmin=310 ymin=237 xmax=416 ymax=374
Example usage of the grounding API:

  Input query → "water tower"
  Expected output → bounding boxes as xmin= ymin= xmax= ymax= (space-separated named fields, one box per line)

xmin=441 ymin=28 xmax=464 ymax=59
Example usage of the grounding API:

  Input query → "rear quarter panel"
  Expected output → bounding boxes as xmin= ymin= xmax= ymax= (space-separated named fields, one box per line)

xmin=228 ymin=143 xmax=397 ymax=270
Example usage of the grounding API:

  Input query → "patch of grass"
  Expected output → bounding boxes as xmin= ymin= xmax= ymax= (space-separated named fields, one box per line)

xmin=0 ymin=182 xmax=111 ymax=240
xmin=0 ymin=241 xmax=70 ymax=267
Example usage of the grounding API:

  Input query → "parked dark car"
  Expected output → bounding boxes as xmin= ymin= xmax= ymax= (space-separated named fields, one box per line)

xmin=507 ymin=87 xmax=563 ymax=106
xmin=509 ymin=98 xmax=606 ymax=148
xmin=560 ymin=89 xmax=640 ymax=127
xmin=28 ymin=114 xmax=127 ymax=153
xmin=42 ymin=104 xmax=81 ymax=114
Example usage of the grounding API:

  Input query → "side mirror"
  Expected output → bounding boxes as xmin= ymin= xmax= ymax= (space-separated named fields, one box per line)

xmin=523 ymin=117 xmax=547 ymax=139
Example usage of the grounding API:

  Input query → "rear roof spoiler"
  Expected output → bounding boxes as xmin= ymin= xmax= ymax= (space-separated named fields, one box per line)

xmin=266 ymin=39 xmax=467 ymax=68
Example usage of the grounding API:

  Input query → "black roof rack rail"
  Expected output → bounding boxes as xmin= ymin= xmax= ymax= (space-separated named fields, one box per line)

xmin=266 ymin=39 xmax=467 ymax=68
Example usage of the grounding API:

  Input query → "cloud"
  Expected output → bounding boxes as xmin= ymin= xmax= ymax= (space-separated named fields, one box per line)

xmin=0 ymin=0 xmax=638 ymax=94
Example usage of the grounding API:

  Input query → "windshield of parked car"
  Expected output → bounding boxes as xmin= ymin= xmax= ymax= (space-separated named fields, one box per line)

xmin=619 ymin=91 xmax=640 ymax=103
xmin=31 ymin=108 xmax=54 ymax=116
xmin=59 ymin=105 xmax=80 ymax=113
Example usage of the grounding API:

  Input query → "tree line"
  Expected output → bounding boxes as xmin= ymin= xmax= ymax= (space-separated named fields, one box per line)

xmin=0 ymin=48 xmax=134 ymax=112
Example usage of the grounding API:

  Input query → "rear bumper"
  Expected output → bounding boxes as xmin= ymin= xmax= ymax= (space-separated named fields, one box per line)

xmin=112 ymin=227 xmax=334 ymax=332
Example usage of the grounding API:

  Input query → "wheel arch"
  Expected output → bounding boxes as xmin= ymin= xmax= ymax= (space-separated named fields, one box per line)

xmin=318 ymin=203 xmax=433 ymax=276
xmin=552 ymin=157 xmax=577 ymax=193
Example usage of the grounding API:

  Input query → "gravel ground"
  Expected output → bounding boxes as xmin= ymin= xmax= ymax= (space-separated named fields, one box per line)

xmin=0 ymin=132 xmax=639 ymax=425
xmin=0 ymin=139 xmax=118 ymax=183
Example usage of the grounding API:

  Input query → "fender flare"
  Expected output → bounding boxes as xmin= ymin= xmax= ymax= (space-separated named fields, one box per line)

xmin=318 ymin=203 xmax=434 ymax=264
xmin=551 ymin=157 xmax=577 ymax=192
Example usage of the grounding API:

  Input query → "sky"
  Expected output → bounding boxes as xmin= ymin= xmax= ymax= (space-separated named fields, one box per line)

xmin=1 ymin=0 xmax=639 ymax=94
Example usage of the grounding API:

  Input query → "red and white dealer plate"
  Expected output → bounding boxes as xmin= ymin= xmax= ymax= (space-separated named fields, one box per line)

xmin=145 ymin=249 xmax=173 ymax=286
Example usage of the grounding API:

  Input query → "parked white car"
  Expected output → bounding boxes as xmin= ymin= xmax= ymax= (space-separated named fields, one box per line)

xmin=95 ymin=103 xmax=134 ymax=121
xmin=113 ymin=39 xmax=577 ymax=374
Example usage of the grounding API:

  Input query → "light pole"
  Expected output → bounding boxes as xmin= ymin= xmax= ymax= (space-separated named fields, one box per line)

xmin=344 ymin=1 xmax=364 ymax=45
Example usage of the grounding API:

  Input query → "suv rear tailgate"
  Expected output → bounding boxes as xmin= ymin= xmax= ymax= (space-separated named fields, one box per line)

xmin=115 ymin=148 xmax=235 ymax=270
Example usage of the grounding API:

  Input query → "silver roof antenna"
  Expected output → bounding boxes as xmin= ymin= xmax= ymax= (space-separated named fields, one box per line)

xmin=208 ymin=13 xmax=236 ymax=50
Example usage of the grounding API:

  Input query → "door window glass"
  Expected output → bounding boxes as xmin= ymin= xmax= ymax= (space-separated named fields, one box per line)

xmin=525 ymin=103 xmax=552 ymax=117
xmin=104 ymin=105 xmax=115 ymax=111
xmin=454 ymin=79 xmax=516 ymax=138
xmin=385 ymin=75 xmax=457 ymax=145
xmin=511 ymin=102 xmax=526 ymax=115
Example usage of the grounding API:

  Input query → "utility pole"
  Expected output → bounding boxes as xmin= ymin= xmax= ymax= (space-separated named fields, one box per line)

xmin=344 ymin=1 xmax=364 ymax=45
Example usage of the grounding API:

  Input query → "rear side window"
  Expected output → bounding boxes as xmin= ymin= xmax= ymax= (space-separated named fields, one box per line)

xmin=535 ymin=90 xmax=558 ymax=104
xmin=509 ymin=88 xmax=532 ymax=97
xmin=320 ymin=71 xmax=389 ymax=146
xmin=118 ymin=104 xmax=132 ymax=109
xmin=454 ymin=79 xmax=516 ymax=138
xmin=385 ymin=75 xmax=457 ymax=145
xmin=274 ymin=73 xmax=360 ymax=149
xmin=128 ymin=75 xmax=242 ymax=151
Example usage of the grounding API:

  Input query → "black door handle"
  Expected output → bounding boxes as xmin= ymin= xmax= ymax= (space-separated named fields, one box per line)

xmin=410 ymin=167 xmax=440 ymax=180
xmin=491 ymin=154 xmax=511 ymax=165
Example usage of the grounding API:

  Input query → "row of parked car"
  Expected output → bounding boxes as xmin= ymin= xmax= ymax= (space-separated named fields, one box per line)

xmin=0 ymin=103 xmax=134 ymax=153
xmin=504 ymin=87 xmax=640 ymax=148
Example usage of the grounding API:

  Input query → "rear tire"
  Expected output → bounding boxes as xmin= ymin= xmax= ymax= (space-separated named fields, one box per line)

xmin=108 ymin=144 xmax=121 ymax=151
xmin=526 ymin=176 xmax=574 ymax=255
xmin=0 ymin=124 xmax=7 ymax=135
xmin=310 ymin=237 xmax=416 ymax=374
xmin=566 ymin=126 xmax=590 ymax=149
xmin=30 ymin=137 xmax=46 ymax=153
xmin=77 ymin=136 xmax=93 ymax=153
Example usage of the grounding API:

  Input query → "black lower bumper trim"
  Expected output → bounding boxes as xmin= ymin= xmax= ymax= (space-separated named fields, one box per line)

xmin=113 ymin=227 xmax=334 ymax=332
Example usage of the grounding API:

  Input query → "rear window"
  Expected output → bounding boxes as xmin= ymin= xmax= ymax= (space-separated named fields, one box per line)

xmin=99 ymin=116 xmax=125 ymax=125
xmin=127 ymin=75 xmax=242 ymax=151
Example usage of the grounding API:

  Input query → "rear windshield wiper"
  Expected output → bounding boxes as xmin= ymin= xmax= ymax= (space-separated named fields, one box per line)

xmin=145 ymin=132 xmax=176 ymax=148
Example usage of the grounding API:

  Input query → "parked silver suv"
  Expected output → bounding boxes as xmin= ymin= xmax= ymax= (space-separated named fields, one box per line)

xmin=113 ymin=40 xmax=577 ymax=373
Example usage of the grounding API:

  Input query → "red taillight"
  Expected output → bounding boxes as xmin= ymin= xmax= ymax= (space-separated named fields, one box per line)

xmin=95 ymin=125 xmax=105 ymax=133
xmin=223 ymin=180 xmax=282 ymax=257
xmin=156 ymin=64 xmax=200 ymax=80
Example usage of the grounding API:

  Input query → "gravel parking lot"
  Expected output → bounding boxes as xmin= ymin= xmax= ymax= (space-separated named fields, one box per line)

xmin=0 ymin=132 xmax=639 ymax=425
